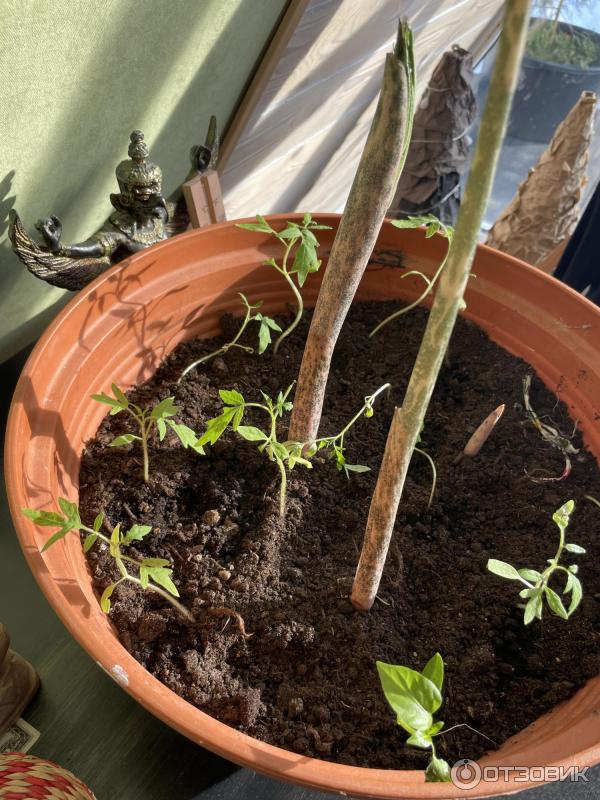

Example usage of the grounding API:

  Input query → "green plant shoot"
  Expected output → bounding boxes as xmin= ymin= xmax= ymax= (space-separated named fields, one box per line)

xmin=376 ymin=654 xmax=451 ymax=783
xmin=179 ymin=292 xmax=281 ymax=382
xmin=198 ymin=383 xmax=387 ymax=516
xmin=22 ymin=499 xmax=192 ymax=620
xmin=92 ymin=384 xmax=204 ymax=483
xmin=487 ymin=500 xmax=585 ymax=624
xmin=415 ymin=433 xmax=437 ymax=508
xmin=307 ymin=384 xmax=390 ymax=477
xmin=370 ymin=215 xmax=454 ymax=338
xmin=236 ymin=213 xmax=331 ymax=353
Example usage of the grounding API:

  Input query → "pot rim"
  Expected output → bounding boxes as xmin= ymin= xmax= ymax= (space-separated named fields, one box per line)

xmin=5 ymin=214 xmax=600 ymax=799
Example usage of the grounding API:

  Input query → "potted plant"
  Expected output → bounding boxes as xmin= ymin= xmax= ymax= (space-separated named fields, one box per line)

xmin=5 ymin=2 xmax=600 ymax=797
xmin=507 ymin=1 xmax=600 ymax=142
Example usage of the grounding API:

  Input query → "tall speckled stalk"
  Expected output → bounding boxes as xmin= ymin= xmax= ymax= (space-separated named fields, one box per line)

xmin=351 ymin=0 xmax=532 ymax=611
xmin=288 ymin=21 xmax=415 ymax=443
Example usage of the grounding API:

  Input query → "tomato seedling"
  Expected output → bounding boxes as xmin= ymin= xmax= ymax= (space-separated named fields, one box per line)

xmin=236 ymin=213 xmax=331 ymax=353
xmin=22 ymin=499 xmax=192 ymax=620
xmin=376 ymin=653 xmax=451 ymax=782
xmin=179 ymin=292 xmax=281 ymax=381
xmin=92 ymin=384 xmax=203 ymax=482
xmin=487 ymin=500 xmax=585 ymax=624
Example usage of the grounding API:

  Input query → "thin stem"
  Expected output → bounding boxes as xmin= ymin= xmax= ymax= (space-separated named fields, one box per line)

xmin=276 ymin=457 xmax=287 ymax=516
xmin=369 ymin=250 xmax=450 ymax=337
xmin=141 ymin=424 xmax=150 ymax=484
xmin=127 ymin=575 xmax=193 ymax=621
xmin=244 ymin=402 xmax=272 ymax=417
xmin=414 ymin=446 xmax=437 ymax=508
xmin=178 ymin=306 xmax=253 ymax=382
xmin=314 ymin=383 xmax=391 ymax=447
xmin=273 ymin=239 xmax=302 ymax=354
xmin=242 ymin=400 xmax=287 ymax=513
xmin=121 ymin=405 xmax=151 ymax=482
xmin=87 ymin=528 xmax=192 ymax=620
xmin=435 ymin=723 xmax=496 ymax=746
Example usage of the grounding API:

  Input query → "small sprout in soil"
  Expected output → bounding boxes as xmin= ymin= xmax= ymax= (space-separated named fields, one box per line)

xmin=92 ymin=384 xmax=204 ymax=482
xmin=487 ymin=500 xmax=585 ymax=625
xmin=414 ymin=435 xmax=437 ymax=508
xmin=585 ymin=495 xmax=600 ymax=510
xmin=308 ymin=383 xmax=391 ymax=477
xmin=22 ymin=499 xmax=193 ymax=621
xmin=454 ymin=403 xmax=505 ymax=463
xmin=198 ymin=384 xmax=302 ymax=516
xmin=376 ymin=653 xmax=451 ymax=783
xmin=522 ymin=374 xmax=579 ymax=482
xmin=198 ymin=383 xmax=387 ymax=516
xmin=236 ymin=213 xmax=331 ymax=353
xmin=370 ymin=215 xmax=454 ymax=338
xmin=179 ymin=292 xmax=281 ymax=382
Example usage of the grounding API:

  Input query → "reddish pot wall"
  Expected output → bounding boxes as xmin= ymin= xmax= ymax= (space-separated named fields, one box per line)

xmin=5 ymin=216 xmax=600 ymax=799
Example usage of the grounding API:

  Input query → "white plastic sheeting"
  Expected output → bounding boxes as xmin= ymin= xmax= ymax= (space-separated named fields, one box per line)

xmin=221 ymin=0 xmax=505 ymax=218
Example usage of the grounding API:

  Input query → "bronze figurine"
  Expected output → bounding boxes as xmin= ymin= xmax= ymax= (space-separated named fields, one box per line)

xmin=9 ymin=117 xmax=219 ymax=291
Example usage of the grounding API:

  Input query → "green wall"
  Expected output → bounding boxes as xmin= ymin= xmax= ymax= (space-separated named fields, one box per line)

xmin=0 ymin=0 xmax=286 ymax=362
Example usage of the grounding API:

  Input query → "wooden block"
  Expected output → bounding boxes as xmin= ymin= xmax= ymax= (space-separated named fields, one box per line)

xmin=182 ymin=169 xmax=226 ymax=228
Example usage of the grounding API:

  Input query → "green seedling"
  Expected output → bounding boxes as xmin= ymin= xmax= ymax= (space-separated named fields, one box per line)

xmin=198 ymin=384 xmax=300 ymax=517
xmin=22 ymin=499 xmax=192 ymax=620
xmin=198 ymin=383 xmax=387 ymax=516
xmin=92 ymin=384 xmax=203 ymax=482
xmin=487 ymin=500 xmax=585 ymax=624
xmin=376 ymin=654 xmax=451 ymax=782
xmin=237 ymin=213 xmax=331 ymax=353
xmin=179 ymin=292 xmax=281 ymax=381
xmin=309 ymin=383 xmax=391 ymax=477
xmin=370 ymin=215 xmax=454 ymax=338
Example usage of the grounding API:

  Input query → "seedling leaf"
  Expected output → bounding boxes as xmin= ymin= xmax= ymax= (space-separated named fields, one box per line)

xmin=22 ymin=508 xmax=68 ymax=527
xmin=109 ymin=433 xmax=142 ymax=447
xmin=425 ymin=756 xmax=452 ymax=783
xmin=422 ymin=653 xmax=444 ymax=692
xmin=122 ymin=524 xmax=152 ymax=544
xmin=544 ymin=586 xmax=569 ymax=619
xmin=167 ymin=420 xmax=205 ymax=453
xmin=91 ymin=392 xmax=122 ymax=409
xmin=100 ymin=583 xmax=117 ymax=613
xmin=150 ymin=396 xmax=179 ymax=420
xmin=237 ymin=425 xmax=268 ymax=442
xmin=376 ymin=660 xmax=442 ymax=719
xmin=219 ymin=389 xmax=244 ymax=406
xmin=111 ymin=384 xmax=129 ymax=406
xmin=487 ymin=560 xmax=522 ymax=581
xmin=41 ymin=526 xmax=72 ymax=551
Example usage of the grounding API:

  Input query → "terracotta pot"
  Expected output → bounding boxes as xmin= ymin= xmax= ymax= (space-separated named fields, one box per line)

xmin=5 ymin=215 xmax=600 ymax=798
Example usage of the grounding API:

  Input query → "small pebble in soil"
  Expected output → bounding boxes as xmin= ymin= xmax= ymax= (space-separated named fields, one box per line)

xmin=288 ymin=697 xmax=304 ymax=718
xmin=202 ymin=509 xmax=221 ymax=525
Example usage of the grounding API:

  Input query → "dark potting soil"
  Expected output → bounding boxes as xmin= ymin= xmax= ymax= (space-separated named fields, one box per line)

xmin=79 ymin=301 xmax=600 ymax=770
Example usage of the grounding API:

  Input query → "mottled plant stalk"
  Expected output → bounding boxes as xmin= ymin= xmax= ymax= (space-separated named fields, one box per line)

xmin=351 ymin=0 xmax=532 ymax=611
xmin=288 ymin=21 xmax=415 ymax=443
